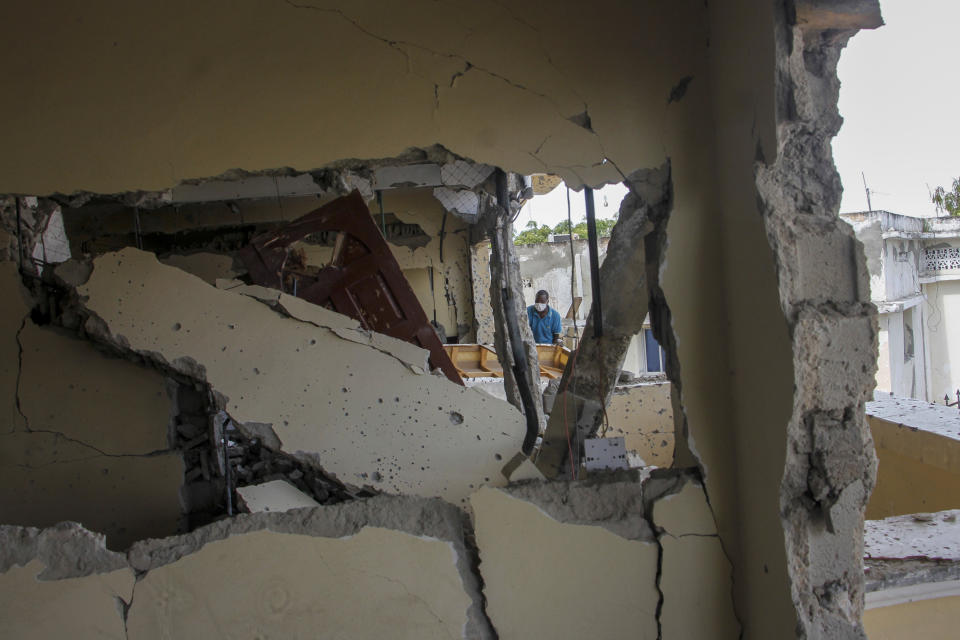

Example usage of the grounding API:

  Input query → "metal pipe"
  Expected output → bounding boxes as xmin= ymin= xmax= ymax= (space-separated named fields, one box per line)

xmin=495 ymin=170 xmax=540 ymax=455
xmin=584 ymin=187 xmax=603 ymax=338
xmin=14 ymin=198 xmax=24 ymax=273
xmin=566 ymin=186 xmax=578 ymax=342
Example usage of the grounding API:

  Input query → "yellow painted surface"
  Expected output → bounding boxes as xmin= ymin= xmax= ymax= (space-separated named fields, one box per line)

xmin=653 ymin=480 xmax=717 ymax=537
xmin=863 ymin=596 xmax=960 ymax=640
xmin=18 ymin=323 xmax=171 ymax=454
xmin=126 ymin=528 xmax=471 ymax=640
xmin=0 ymin=263 xmax=29 ymax=432
xmin=0 ymin=559 xmax=133 ymax=640
xmin=470 ymin=487 xmax=660 ymax=639
xmin=866 ymin=416 xmax=960 ymax=519
xmin=653 ymin=480 xmax=740 ymax=638
xmin=80 ymin=248 xmax=524 ymax=505
xmin=704 ymin=2 xmax=796 ymax=636
xmin=660 ymin=536 xmax=740 ymax=640
xmin=603 ymin=383 xmax=675 ymax=467
xmin=0 ymin=265 xmax=183 ymax=549
xmin=159 ymin=252 xmax=238 ymax=285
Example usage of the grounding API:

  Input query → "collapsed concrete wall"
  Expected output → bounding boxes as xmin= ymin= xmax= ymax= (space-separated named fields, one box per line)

xmin=58 ymin=247 xmax=525 ymax=506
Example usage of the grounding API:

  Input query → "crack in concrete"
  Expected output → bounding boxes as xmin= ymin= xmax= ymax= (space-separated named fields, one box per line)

xmin=16 ymin=428 xmax=174 ymax=461
xmin=652 ymin=531 xmax=665 ymax=640
xmin=697 ymin=479 xmax=747 ymax=640
xmin=281 ymin=0 xmax=580 ymax=125
xmin=12 ymin=315 xmax=30 ymax=432
xmin=360 ymin=567 xmax=457 ymax=639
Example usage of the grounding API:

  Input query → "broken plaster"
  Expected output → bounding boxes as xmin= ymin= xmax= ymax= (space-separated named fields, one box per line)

xmin=1 ymin=496 xmax=496 ymax=639
xmin=64 ymin=248 xmax=526 ymax=505
xmin=471 ymin=470 xmax=738 ymax=640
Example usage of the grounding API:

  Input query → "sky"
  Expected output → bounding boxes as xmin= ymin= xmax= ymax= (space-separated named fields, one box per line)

xmin=521 ymin=0 xmax=958 ymax=226
xmin=516 ymin=182 xmax=628 ymax=230
xmin=833 ymin=0 xmax=960 ymax=217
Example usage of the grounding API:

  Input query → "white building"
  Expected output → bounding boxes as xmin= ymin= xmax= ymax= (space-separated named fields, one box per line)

xmin=841 ymin=211 xmax=960 ymax=403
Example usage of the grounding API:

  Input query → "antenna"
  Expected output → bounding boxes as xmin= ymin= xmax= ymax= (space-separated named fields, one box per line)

xmin=862 ymin=172 xmax=873 ymax=212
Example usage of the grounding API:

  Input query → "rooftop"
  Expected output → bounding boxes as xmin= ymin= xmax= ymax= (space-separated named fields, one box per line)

xmin=866 ymin=396 xmax=960 ymax=442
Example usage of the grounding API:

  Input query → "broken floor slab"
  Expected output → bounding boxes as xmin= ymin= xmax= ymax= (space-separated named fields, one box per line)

xmin=63 ymin=248 xmax=525 ymax=505
xmin=865 ymin=510 xmax=960 ymax=562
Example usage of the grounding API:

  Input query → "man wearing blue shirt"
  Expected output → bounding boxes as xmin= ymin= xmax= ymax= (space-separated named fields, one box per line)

xmin=527 ymin=290 xmax=563 ymax=344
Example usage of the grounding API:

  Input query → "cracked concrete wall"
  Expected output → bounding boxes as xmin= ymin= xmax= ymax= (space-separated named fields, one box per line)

xmin=0 ymin=1 xmax=714 ymax=194
xmin=0 ymin=496 xmax=495 ymax=639
xmin=0 ymin=263 xmax=183 ymax=550
xmin=64 ymin=247 xmax=524 ymax=506
xmin=471 ymin=472 xmax=738 ymax=639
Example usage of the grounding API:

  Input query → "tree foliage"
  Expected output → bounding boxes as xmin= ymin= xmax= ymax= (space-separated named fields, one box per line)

xmin=513 ymin=215 xmax=618 ymax=244
xmin=932 ymin=177 xmax=960 ymax=217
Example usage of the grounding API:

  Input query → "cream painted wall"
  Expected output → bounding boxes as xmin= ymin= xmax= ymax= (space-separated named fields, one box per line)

xmin=866 ymin=415 xmax=960 ymax=519
xmin=0 ymin=1 xmax=802 ymax=635
xmin=863 ymin=595 xmax=960 ymax=639
xmin=923 ymin=279 xmax=960 ymax=401
xmin=705 ymin=1 xmax=797 ymax=637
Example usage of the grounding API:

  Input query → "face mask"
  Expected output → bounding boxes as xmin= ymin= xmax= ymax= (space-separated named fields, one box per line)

xmin=535 ymin=303 xmax=547 ymax=312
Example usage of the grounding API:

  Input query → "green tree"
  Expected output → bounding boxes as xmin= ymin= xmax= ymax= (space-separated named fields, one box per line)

xmin=513 ymin=216 xmax=618 ymax=244
xmin=932 ymin=177 xmax=960 ymax=217
xmin=514 ymin=223 xmax=552 ymax=244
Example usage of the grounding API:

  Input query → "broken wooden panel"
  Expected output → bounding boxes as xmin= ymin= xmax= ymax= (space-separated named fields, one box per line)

xmin=237 ymin=191 xmax=461 ymax=384
xmin=444 ymin=343 xmax=569 ymax=380
xmin=445 ymin=343 xmax=504 ymax=378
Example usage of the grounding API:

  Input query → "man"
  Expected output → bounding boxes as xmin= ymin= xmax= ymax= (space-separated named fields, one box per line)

xmin=527 ymin=290 xmax=563 ymax=345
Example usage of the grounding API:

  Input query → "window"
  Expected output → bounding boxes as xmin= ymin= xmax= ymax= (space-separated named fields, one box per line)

xmin=644 ymin=328 xmax=664 ymax=373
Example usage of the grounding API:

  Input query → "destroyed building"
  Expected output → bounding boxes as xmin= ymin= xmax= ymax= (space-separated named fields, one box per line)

xmin=0 ymin=1 xmax=891 ymax=638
